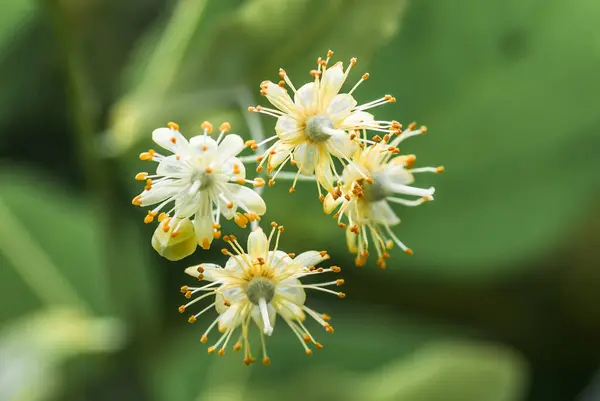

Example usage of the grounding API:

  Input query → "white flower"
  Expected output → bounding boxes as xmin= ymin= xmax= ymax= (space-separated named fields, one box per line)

xmin=132 ymin=122 xmax=266 ymax=257
xmin=249 ymin=50 xmax=400 ymax=199
xmin=179 ymin=223 xmax=343 ymax=365
xmin=324 ymin=124 xmax=443 ymax=268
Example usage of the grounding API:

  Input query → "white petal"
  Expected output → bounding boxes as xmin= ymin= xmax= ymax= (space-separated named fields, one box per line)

xmin=275 ymin=115 xmax=299 ymax=136
xmin=156 ymin=155 xmax=189 ymax=178
xmin=327 ymin=94 xmax=357 ymax=123
xmin=275 ymin=299 xmax=305 ymax=321
xmin=294 ymin=250 xmax=329 ymax=268
xmin=185 ymin=263 xmax=221 ymax=279
xmin=319 ymin=62 xmax=345 ymax=108
xmin=223 ymin=156 xmax=246 ymax=180
xmin=315 ymin=147 xmax=334 ymax=192
xmin=267 ymin=250 xmax=292 ymax=267
xmin=139 ymin=183 xmax=177 ymax=206
xmin=326 ymin=129 xmax=357 ymax=159
xmin=385 ymin=165 xmax=415 ymax=185
xmin=323 ymin=192 xmax=343 ymax=214
xmin=224 ymin=255 xmax=245 ymax=272
xmin=189 ymin=135 xmax=218 ymax=156
xmin=346 ymin=227 xmax=358 ymax=253
xmin=193 ymin=213 xmax=214 ymax=249
xmin=215 ymin=289 xmax=247 ymax=314
xmin=370 ymin=200 xmax=400 ymax=225
xmin=342 ymin=111 xmax=375 ymax=127
xmin=268 ymin=143 xmax=293 ymax=168
xmin=293 ymin=142 xmax=316 ymax=175
xmin=251 ymin=303 xmax=276 ymax=332
xmin=294 ymin=82 xmax=317 ymax=115
xmin=276 ymin=278 xmax=306 ymax=305
xmin=228 ymin=184 xmax=267 ymax=216
xmin=218 ymin=134 xmax=245 ymax=160
xmin=264 ymin=81 xmax=296 ymax=115
xmin=174 ymin=191 xmax=202 ymax=219
xmin=247 ymin=227 xmax=268 ymax=260
xmin=218 ymin=302 xmax=244 ymax=331
xmin=152 ymin=127 xmax=188 ymax=153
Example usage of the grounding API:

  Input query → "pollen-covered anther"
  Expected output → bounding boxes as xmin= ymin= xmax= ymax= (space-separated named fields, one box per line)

xmin=218 ymin=349 xmax=225 ymax=356
xmin=384 ymin=94 xmax=396 ymax=103
xmin=263 ymin=357 xmax=271 ymax=366
xmin=226 ymin=201 xmax=234 ymax=209
xmin=245 ymin=139 xmax=257 ymax=149
xmin=336 ymin=279 xmax=344 ymax=286
xmin=205 ymin=166 xmax=213 ymax=174
xmin=132 ymin=195 xmax=142 ymax=206
xmin=405 ymin=155 xmax=416 ymax=169
xmin=233 ymin=342 xmax=242 ymax=351
xmin=235 ymin=177 xmax=245 ymax=185
xmin=188 ymin=316 xmax=197 ymax=323
xmin=372 ymin=135 xmax=382 ymax=142
xmin=178 ymin=305 xmax=186 ymax=313
xmin=322 ymin=313 xmax=331 ymax=321
xmin=207 ymin=346 xmax=216 ymax=354
xmin=248 ymin=106 xmax=256 ymax=112
xmin=325 ymin=324 xmax=334 ymax=333
xmin=310 ymin=69 xmax=321 ymax=77
xmin=331 ymin=266 xmax=341 ymax=273
xmin=135 ymin=172 xmax=148 ymax=180
xmin=279 ymin=68 xmax=286 ymax=78
xmin=167 ymin=122 xmax=179 ymax=131
xmin=278 ymin=80 xmax=285 ymax=87
xmin=420 ymin=125 xmax=428 ymax=133
xmin=139 ymin=149 xmax=155 ymax=161
xmin=303 ymin=334 xmax=311 ymax=343
xmin=338 ymin=223 xmax=347 ymax=229
xmin=234 ymin=212 xmax=249 ymax=228
xmin=305 ymin=349 xmax=313 ymax=356
xmin=185 ymin=291 xmax=192 ymax=299
xmin=337 ymin=292 xmax=346 ymax=298
xmin=144 ymin=211 xmax=157 ymax=224
xmin=436 ymin=166 xmax=445 ymax=173
xmin=201 ymin=121 xmax=213 ymax=133
xmin=268 ymin=179 xmax=275 ymax=187
xmin=256 ymin=165 xmax=263 ymax=172
xmin=219 ymin=122 xmax=231 ymax=132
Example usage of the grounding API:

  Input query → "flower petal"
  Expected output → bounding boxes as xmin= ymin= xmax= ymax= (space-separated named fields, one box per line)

xmin=138 ymin=182 xmax=178 ymax=206
xmin=327 ymin=94 xmax=357 ymax=123
xmin=152 ymin=218 xmax=197 ymax=261
xmin=370 ymin=200 xmax=400 ymax=226
xmin=346 ymin=227 xmax=358 ymax=254
xmin=251 ymin=303 xmax=276 ymax=332
xmin=326 ymin=129 xmax=357 ymax=159
xmin=276 ymin=278 xmax=306 ymax=305
xmin=323 ymin=192 xmax=343 ymax=214
xmin=319 ymin=62 xmax=345 ymax=108
xmin=315 ymin=147 xmax=334 ymax=192
xmin=275 ymin=298 xmax=306 ymax=321
xmin=294 ymin=250 xmax=329 ymax=268
xmin=152 ymin=127 xmax=188 ymax=153
xmin=293 ymin=143 xmax=316 ymax=175
xmin=228 ymin=184 xmax=267 ymax=216
xmin=188 ymin=135 xmax=218 ymax=156
xmin=193 ymin=213 xmax=214 ymax=249
xmin=156 ymin=155 xmax=189 ymax=178
xmin=342 ymin=111 xmax=375 ymax=127
xmin=295 ymin=82 xmax=317 ymax=115
xmin=218 ymin=134 xmax=245 ymax=160
xmin=263 ymin=81 xmax=296 ymax=115
xmin=218 ymin=301 xmax=244 ymax=331
xmin=275 ymin=115 xmax=299 ymax=136
xmin=247 ymin=227 xmax=268 ymax=261
xmin=185 ymin=263 xmax=221 ymax=279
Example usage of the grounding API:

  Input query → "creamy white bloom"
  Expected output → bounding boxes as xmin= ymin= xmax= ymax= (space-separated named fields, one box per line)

xmin=249 ymin=50 xmax=401 ymax=199
xmin=324 ymin=124 xmax=443 ymax=268
xmin=132 ymin=122 xmax=266 ymax=257
xmin=179 ymin=224 xmax=343 ymax=365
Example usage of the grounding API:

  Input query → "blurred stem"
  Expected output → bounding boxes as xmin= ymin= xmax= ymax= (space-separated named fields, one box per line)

xmin=138 ymin=0 xmax=207 ymax=95
xmin=44 ymin=0 xmax=118 ymax=315
xmin=0 ymin=199 xmax=91 ymax=312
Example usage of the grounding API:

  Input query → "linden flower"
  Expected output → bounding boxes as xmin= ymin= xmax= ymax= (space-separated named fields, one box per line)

xmin=248 ymin=49 xmax=400 ymax=199
xmin=179 ymin=223 xmax=344 ymax=365
xmin=324 ymin=123 xmax=443 ymax=268
xmin=132 ymin=121 xmax=266 ymax=259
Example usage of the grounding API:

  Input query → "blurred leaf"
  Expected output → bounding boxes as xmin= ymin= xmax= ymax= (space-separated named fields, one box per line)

xmin=146 ymin=303 xmax=503 ymax=401
xmin=356 ymin=0 xmax=600 ymax=276
xmin=0 ymin=0 xmax=37 ymax=53
xmin=0 ymin=308 xmax=124 ymax=401
xmin=108 ymin=0 xmax=407 ymax=153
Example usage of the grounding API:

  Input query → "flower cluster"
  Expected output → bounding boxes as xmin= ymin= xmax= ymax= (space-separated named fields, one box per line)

xmin=179 ymin=223 xmax=342 ymax=365
xmin=131 ymin=49 xmax=441 ymax=365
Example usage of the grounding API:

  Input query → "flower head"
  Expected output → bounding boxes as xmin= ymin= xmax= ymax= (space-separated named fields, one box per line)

xmin=324 ymin=123 xmax=443 ymax=268
xmin=249 ymin=50 xmax=400 ymax=199
xmin=179 ymin=223 xmax=343 ymax=365
xmin=132 ymin=122 xmax=266 ymax=259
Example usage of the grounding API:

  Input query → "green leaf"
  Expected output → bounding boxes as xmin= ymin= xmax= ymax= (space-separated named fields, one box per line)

xmin=0 ymin=166 xmax=159 ymax=326
xmin=354 ymin=0 xmax=600 ymax=276
xmin=147 ymin=304 xmax=527 ymax=401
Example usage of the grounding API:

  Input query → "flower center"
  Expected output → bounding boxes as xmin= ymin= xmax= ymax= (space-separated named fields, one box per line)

xmin=191 ymin=170 xmax=214 ymax=190
xmin=361 ymin=173 xmax=389 ymax=202
xmin=305 ymin=115 xmax=333 ymax=143
xmin=246 ymin=276 xmax=276 ymax=304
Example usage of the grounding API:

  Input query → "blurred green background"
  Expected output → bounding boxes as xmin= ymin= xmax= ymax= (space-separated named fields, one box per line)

xmin=1 ymin=0 xmax=599 ymax=400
